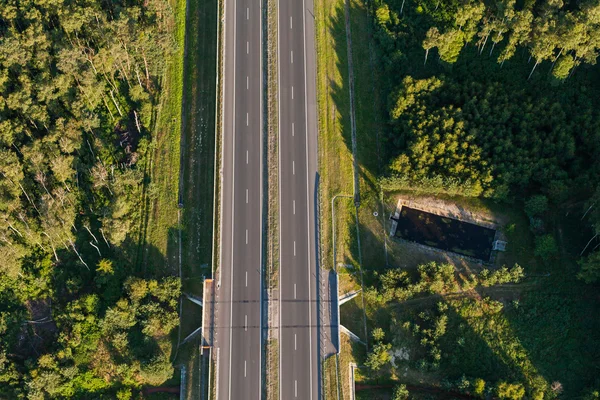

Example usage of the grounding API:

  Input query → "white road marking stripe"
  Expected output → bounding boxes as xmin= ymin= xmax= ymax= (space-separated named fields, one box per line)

xmin=245 ymin=315 xmax=248 ymax=331
xmin=294 ymin=283 xmax=296 ymax=299
xmin=292 ymin=122 xmax=295 ymax=136
xmin=247 ymin=7 xmax=249 ymax=19
xmin=291 ymin=50 xmax=293 ymax=64
xmin=295 ymin=333 xmax=297 ymax=350
xmin=290 ymin=16 xmax=293 ymax=29
xmin=246 ymin=112 xmax=249 ymax=126
xmin=293 ymin=200 xmax=296 ymax=215
xmin=293 ymin=241 xmax=296 ymax=256
xmin=245 ymin=271 xmax=248 ymax=287
xmin=291 ymin=86 xmax=294 ymax=99
xmin=246 ymin=229 xmax=248 ymax=244
xmin=293 ymin=160 xmax=295 ymax=175
xmin=247 ymin=41 xmax=249 ymax=54
xmin=295 ymin=380 xmax=298 ymax=397
xmin=246 ymin=189 xmax=248 ymax=203
xmin=244 ymin=360 xmax=247 ymax=377
xmin=247 ymin=76 xmax=249 ymax=90
xmin=246 ymin=150 xmax=249 ymax=164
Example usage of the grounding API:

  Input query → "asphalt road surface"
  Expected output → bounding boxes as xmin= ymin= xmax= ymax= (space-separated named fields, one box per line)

xmin=216 ymin=0 xmax=263 ymax=398
xmin=278 ymin=0 xmax=320 ymax=397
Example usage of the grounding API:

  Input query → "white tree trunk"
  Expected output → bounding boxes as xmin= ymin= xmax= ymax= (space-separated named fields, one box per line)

xmin=528 ymin=60 xmax=539 ymax=80
xmin=580 ymin=234 xmax=599 ymax=256
xmin=581 ymin=202 xmax=596 ymax=220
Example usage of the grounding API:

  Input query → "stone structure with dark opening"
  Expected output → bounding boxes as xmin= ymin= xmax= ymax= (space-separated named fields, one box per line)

xmin=391 ymin=206 xmax=497 ymax=262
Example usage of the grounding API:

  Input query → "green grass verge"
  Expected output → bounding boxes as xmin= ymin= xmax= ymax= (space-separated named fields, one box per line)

xmin=315 ymin=0 xmax=357 ymax=272
xmin=175 ymin=0 xmax=219 ymax=396
xmin=322 ymin=355 xmax=340 ymax=400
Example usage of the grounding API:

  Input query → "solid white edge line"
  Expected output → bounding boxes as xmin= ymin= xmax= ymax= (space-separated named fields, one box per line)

xmin=276 ymin=0 xmax=283 ymax=398
xmin=301 ymin=0 xmax=315 ymax=398
xmin=258 ymin=0 xmax=264 ymax=397
xmin=228 ymin=1 xmax=238 ymax=399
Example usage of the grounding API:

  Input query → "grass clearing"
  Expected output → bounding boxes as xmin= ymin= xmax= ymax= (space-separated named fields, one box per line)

xmin=140 ymin=0 xmax=187 ymax=275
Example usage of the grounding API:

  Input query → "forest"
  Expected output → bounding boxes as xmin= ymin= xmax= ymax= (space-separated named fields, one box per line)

xmin=373 ymin=0 xmax=600 ymax=285
xmin=346 ymin=0 xmax=600 ymax=398
xmin=0 ymin=0 xmax=181 ymax=397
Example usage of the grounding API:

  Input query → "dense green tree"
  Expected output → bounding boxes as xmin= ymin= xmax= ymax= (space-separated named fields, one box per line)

xmin=392 ymin=384 xmax=410 ymax=400
xmin=496 ymin=381 xmax=526 ymax=400
xmin=578 ymin=251 xmax=600 ymax=284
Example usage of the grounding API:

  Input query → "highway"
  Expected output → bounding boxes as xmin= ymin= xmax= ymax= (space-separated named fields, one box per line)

xmin=215 ymin=0 xmax=263 ymax=397
xmin=278 ymin=0 xmax=320 ymax=397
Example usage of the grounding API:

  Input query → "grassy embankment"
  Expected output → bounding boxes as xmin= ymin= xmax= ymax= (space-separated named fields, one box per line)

xmin=315 ymin=0 xmax=382 ymax=396
xmin=176 ymin=0 xmax=219 ymax=396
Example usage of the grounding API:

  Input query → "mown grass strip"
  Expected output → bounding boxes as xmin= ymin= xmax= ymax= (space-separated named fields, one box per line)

xmin=142 ymin=0 xmax=187 ymax=275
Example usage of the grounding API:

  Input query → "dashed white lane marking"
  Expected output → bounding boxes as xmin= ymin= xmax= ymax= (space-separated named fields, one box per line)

xmin=247 ymin=76 xmax=249 ymax=90
xmin=246 ymin=229 xmax=248 ymax=244
xmin=246 ymin=150 xmax=249 ymax=164
xmin=247 ymin=41 xmax=249 ymax=54
xmin=295 ymin=380 xmax=298 ymax=397
xmin=290 ymin=16 xmax=293 ymax=29
xmin=291 ymin=50 xmax=294 ymax=64
xmin=292 ymin=122 xmax=295 ymax=136
xmin=294 ymin=283 xmax=297 ymax=299
xmin=247 ymin=7 xmax=249 ymax=19
xmin=245 ymin=271 xmax=248 ymax=287
xmin=245 ymin=315 xmax=248 ymax=331
xmin=246 ymin=112 xmax=249 ymax=126
xmin=246 ymin=189 xmax=248 ymax=204
xmin=293 ymin=241 xmax=296 ymax=256
xmin=291 ymin=86 xmax=294 ymax=99
xmin=244 ymin=360 xmax=247 ymax=377
xmin=292 ymin=160 xmax=295 ymax=175
xmin=295 ymin=333 xmax=297 ymax=350
xmin=293 ymin=200 xmax=296 ymax=215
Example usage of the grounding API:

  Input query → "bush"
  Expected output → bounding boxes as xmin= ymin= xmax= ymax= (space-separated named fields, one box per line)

xmin=497 ymin=382 xmax=526 ymax=400
xmin=525 ymin=195 xmax=549 ymax=218
xmin=534 ymin=235 xmax=559 ymax=262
